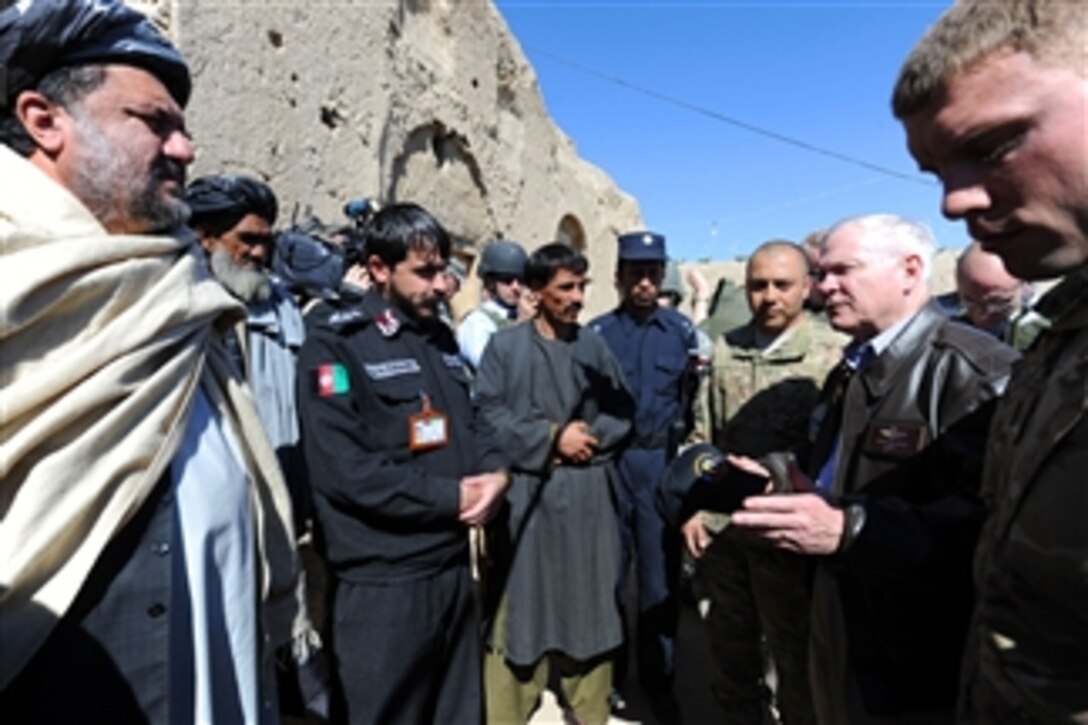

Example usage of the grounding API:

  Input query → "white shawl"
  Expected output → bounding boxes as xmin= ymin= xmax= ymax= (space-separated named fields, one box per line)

xmin=0 ymin=146 xmax=302 ymax=688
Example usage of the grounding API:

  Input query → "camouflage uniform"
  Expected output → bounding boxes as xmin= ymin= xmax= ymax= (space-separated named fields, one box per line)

xmin=693 ymin=314 xmax=844 ymax=725
xmin=961 ymin=273 xmax=1088 ymax=723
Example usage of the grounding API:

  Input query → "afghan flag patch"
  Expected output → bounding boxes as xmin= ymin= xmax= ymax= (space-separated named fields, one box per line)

xmin=315 ymin=363 xmax=350 ymax=397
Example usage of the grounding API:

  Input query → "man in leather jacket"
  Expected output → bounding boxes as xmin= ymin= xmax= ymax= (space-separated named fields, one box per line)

xmin=729 ymin=214 xmax=1017 ymax=723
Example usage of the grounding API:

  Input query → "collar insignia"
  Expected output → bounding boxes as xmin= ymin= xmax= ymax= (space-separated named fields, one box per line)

xmin=375 ymin=309 xmax=401 ymax=338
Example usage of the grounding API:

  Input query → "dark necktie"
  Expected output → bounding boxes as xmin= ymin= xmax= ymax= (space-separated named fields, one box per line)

xmin=812 ymin=344 xmax=873 ymax=491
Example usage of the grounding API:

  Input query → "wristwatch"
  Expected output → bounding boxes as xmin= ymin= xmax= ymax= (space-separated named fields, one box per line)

xmin=837 ymin=503 xmax=867 ymax=552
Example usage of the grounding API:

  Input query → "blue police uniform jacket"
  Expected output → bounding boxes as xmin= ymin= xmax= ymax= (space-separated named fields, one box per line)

xmin=590 ymin=306 xmax=697 ymax=445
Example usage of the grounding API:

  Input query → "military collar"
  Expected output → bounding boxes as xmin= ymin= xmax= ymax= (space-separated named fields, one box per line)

xmin=617 ymin=304 xmax=668 ymax=329
xmin=854 ymin=302 xmax=943 ymax=398
xmin=1034 ymin=270 xmax=1088 ymax=332
xmin=360 ymin=290 xmax=410 ymax=338
xmin=725 ymin=316 xmax=812 ymax=362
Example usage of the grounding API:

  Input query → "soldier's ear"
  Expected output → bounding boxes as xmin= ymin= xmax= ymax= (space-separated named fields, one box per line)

xmin=367 ymin=253 xmax=390 ymax=285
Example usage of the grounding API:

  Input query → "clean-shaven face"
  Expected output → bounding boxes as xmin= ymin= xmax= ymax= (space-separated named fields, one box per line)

xmin=817 ymin=228 xmax=913 ymax=340
xmin=745 ymin=248 xmax=810 ymax=335
xmin=904 ymin=50 xmax=1088 ymax=280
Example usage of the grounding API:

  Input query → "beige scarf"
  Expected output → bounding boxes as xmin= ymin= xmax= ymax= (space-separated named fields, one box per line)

xmin=0 ymin=146 xmax=303 ymax=688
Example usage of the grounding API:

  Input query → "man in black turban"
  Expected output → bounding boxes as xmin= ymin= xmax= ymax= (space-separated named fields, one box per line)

xmin=0 ymin=2 xmax=310 ymax=722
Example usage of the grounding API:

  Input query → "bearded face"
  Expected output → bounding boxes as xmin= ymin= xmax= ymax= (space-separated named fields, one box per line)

xmin=209 ymin=247 xmax=271 ymax=303
xmin=62 ymin=67 xmax=192 ymax=234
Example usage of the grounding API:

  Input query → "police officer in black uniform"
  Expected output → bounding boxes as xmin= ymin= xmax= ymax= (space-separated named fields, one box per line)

xmin=590 ymin=232 xmax=699 ymax=719
xmin=296 ymin=203 xmax=509 ymax=724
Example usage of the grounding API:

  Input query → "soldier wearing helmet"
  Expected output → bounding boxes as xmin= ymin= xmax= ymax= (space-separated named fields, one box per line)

xmin=457 ymin=239 xmax=530 ymax=369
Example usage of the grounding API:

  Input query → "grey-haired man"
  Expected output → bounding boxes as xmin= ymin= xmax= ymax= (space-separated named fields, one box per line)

xmin=728 ymin=215 xmax=1016 ymax=723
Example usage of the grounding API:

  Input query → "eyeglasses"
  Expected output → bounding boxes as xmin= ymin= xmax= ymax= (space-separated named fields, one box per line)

xmin=961 ymin=294 xmax=1019 ymax=315
xmin=494 ymin=275 xmax=523 ymax=285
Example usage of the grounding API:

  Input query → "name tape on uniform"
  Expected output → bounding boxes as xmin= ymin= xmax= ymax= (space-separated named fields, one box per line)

xmin=364 ymin=358 xmax=421 ymax=380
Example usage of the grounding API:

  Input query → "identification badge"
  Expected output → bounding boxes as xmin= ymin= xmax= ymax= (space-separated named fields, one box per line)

xmin=408 ymin=393 xmax=449 ymax=451
xmin=863 ymin=420 xmax=929 ymax=459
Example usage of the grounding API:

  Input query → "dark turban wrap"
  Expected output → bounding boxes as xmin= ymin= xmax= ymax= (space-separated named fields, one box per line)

xmin=0 ymin=0 xmax=190 ymax=109
xmin=187 ymin=175 xmax=280 ymax=227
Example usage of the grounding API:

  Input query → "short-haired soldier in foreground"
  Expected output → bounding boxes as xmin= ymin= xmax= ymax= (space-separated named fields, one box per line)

xmin=893 ymin=0 xmax=1088 ymax=719
xmin=296 ymin=203 xmax=509 ymax=723
xmin=0 ymin=1 xmax=305 ymax=721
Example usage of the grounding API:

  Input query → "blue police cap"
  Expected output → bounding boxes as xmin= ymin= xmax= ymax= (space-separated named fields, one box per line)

xmin=617 ymin=231 xmax=667 ymax=263
xmin=0 ymin=0 xmax=191 ymax=109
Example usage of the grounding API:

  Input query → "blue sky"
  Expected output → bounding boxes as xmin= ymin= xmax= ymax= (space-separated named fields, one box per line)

xmin=496 ymin=1 xmax=963 ymax=261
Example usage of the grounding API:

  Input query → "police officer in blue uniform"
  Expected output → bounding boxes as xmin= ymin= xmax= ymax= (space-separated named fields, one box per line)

xmin=296 ymin=203 xmax=509 ymax=724
xmin=590 ymin=232 xmax=698 ymax=717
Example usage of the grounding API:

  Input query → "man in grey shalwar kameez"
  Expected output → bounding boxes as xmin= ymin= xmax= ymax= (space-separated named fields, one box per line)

xmin=476 ymin=243 xmax=634 ymax=724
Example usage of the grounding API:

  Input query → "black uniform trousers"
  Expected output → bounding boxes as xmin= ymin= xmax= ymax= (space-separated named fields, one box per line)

xmin=330 ymin=562 xmax=480 ymax=725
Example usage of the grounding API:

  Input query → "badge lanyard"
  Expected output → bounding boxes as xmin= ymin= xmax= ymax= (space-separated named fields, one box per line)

xmin=408 ymin=392 xmax=450 ymax=451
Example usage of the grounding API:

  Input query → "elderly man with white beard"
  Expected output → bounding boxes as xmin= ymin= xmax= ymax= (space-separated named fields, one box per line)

xmin=187 ymin=174 xmax=310 ymax=516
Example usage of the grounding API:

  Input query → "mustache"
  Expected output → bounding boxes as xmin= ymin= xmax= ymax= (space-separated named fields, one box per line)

xmin=151 ymin=157 xmax=187 ymax=192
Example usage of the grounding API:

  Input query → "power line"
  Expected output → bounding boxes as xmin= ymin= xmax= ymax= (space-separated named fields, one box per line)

xmin=524 ymin=44 xmax=933 ymax=186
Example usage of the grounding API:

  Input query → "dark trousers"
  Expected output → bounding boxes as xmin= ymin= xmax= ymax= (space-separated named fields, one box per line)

xmin=614 ymin=447 xmax=679 ymax=692
xmin=330 ymin=563 xmax=480 ymax=725
xmin=699 ymin=530 xmax=815 ymax=725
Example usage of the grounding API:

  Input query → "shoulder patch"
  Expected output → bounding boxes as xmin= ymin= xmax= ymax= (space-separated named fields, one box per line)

xmin=315 ymin=363 xmax=351 ymax=396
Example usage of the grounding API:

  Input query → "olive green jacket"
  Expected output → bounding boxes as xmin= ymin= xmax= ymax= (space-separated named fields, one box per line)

xmin=694 ymin=314 xmax=846 ymax=457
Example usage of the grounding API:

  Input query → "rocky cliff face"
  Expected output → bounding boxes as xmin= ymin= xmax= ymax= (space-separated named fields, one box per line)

xmin=133 ymin=0 xmax=641 ymax=315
